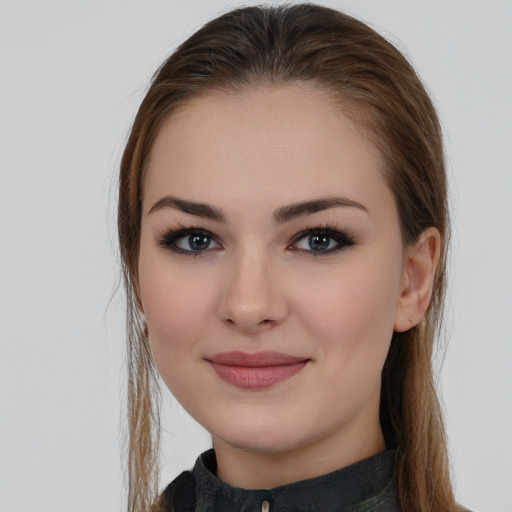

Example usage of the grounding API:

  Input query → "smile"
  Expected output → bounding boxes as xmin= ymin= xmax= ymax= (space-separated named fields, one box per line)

xmin=207 ymin=351 xmax=309 ymax=390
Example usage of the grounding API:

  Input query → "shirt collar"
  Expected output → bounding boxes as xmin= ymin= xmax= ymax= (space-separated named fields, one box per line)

xmin=193 ymin=448 xmax=398 ymax=511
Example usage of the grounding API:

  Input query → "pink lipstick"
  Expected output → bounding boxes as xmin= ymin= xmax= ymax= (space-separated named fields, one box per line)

xmin=207 ymin=351 xmax=309 ymax=389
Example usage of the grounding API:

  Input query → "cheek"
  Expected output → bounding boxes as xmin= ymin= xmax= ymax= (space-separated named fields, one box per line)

xmin=137 ymin=246 xmax=218 ymax=377
xmin=292 ymin=255 xmax=401 ymax=367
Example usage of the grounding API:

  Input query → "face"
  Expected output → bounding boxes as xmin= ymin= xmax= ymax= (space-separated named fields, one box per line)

xmin=138 ymin=85 xmax=407 ymax=462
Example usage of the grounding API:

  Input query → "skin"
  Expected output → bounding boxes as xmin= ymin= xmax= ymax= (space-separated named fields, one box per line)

xmin=138 ymin=84 xmax=440 ymax=489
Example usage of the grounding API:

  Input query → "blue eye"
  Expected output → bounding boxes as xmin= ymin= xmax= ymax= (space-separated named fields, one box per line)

xmin=158 ymin=226 xmax=355 ymax=256
xmin=176 ymin=234 xmax=216 ymax=251
xmin=158 ymin=229 xmax=221 ymax=254
xmin=292 ymin=228 xmax=355 ymax=254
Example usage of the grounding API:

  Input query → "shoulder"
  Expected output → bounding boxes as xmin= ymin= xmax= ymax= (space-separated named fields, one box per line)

xmin=160 ymin=470 xmax=197 ymax=512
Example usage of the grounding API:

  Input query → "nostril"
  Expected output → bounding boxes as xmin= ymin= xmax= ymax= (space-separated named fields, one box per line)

xmin=222 ymin=316 xmax=275 ymax=332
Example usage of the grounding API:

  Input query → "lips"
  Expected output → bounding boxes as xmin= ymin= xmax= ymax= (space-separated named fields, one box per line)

xmin=207 ymin=351 xmax=309 ymax=389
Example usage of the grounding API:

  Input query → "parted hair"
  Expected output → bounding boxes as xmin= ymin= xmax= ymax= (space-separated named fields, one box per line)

xmin=118 ymin=4 xmax=457 ymax=511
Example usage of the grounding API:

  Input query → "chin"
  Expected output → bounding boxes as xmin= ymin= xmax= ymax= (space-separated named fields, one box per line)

xmin=210 ymin=413 xmax=317 ymax=456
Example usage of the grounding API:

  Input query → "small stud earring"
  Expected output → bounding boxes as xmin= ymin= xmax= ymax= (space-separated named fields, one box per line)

xmin=409 ymin=317 xmax=413 ymax=323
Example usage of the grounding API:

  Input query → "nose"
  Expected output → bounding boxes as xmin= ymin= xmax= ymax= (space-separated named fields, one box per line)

xmin=218 ymin=249 xmax=289 ymax=334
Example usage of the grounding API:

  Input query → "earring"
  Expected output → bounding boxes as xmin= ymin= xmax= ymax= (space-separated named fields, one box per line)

xmin=409 ymin=317 xmax=414 ymax=323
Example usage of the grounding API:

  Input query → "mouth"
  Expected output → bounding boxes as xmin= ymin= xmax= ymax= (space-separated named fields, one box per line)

xmin=206 ymin=351 xmax=310 ymax=390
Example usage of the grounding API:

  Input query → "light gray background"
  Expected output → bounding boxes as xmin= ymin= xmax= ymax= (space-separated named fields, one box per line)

xmin=1 ymin=1 xmax=511 ymax=511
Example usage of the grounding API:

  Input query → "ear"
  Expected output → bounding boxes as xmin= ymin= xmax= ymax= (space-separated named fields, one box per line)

xmin=394 ymin=227 xmax=442 ymax=332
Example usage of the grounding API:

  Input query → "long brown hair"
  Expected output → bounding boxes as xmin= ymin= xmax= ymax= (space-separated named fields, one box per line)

xmin=118 ymin=4 xmax=456 ymax=511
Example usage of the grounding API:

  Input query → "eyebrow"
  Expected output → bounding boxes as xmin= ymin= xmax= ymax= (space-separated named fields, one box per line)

xmin=273 ymin=197 xmax=368 ymax=223
xmin=148 ymin=195 xmax=368 ymax=223
xmin=148 ymin=195 xmax=226 ymax=222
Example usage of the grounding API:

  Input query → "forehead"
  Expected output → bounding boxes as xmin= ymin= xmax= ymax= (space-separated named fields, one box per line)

xmin=144 ymin=85 xmax=391 ymax=217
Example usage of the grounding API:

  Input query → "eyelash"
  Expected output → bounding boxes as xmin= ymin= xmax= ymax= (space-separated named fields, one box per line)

xmin=157 ymin=225 xmax=222 ymax=256
xmin=156 ymin=224 xmax=356 ymax=256
xmin=289 ymin=224 xmax=356 ymax=255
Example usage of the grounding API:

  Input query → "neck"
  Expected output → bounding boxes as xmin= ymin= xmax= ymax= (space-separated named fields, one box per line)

xmin=212 ymin=416 xmax=386 ymax=489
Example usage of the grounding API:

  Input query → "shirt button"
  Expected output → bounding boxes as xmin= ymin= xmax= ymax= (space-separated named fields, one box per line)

xmin=261 ymin=499 xmax=270 ymax=512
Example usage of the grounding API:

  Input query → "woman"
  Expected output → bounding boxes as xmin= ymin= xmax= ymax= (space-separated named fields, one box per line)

xmin=118 ymin=4 xmax=467 ymax=511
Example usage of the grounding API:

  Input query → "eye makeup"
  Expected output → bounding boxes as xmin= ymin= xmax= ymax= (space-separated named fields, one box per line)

xmin=157 ymin=225 xmax=222 ymax=256
xmin=156 ymin=223 xmax=357 ymax=257
xmin=288 ymin=225 xmax=357 ymax=255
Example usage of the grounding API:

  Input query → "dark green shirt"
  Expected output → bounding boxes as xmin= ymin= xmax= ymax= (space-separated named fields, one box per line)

xmin=162 ymin=448 xmax=401 ymax=511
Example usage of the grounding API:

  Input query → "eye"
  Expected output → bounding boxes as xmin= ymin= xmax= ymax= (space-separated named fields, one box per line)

xmin=291 ymin=227 xmax=356 ymax=254
xmin=158 ymin=228 xmax=221 ymax=254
